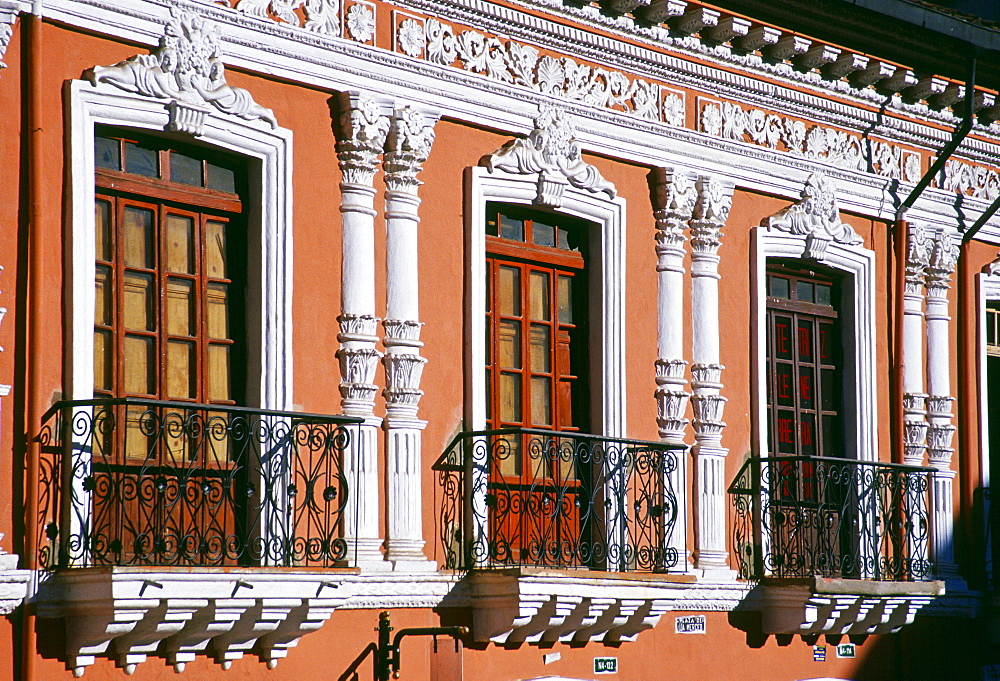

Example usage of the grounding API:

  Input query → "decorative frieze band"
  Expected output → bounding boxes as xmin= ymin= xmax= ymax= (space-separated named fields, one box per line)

xmin=234 ymin=0 xmax=341 ymax=34
xmin=939 ymin=159 xmax=1000 ymax=201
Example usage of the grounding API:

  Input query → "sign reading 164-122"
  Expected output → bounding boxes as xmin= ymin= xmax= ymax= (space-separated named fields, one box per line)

xmin=594 ymin=657 xmax=618 ymax=674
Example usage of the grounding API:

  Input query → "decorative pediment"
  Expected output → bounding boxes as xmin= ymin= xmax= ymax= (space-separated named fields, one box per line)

xmin=85 ymin=8 xmax=276 ymax=135
xmin=482 ymin=105 xmax=616 ymax=208
xmin=762 ymin=172 xmax=862 ymax=260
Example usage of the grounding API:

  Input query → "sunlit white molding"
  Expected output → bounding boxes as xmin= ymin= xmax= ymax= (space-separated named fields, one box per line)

xmin=0 ymin=534 xmax=29 ymax=615
xmin=977 ymin=255 xmax=1000 ymax=492
xmin=751 ymin=176 xmax=877 ymax=464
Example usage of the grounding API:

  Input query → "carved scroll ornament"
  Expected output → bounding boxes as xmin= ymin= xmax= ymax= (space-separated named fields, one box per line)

xmin=86 ymin=8 xmax=277 ymax=135
xmin=482 ymin=104 xmax=616 ymax=208
xmin=762 ymin=172 xmax=862 ymax=260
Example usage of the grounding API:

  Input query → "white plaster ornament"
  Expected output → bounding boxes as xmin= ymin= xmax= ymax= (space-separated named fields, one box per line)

xmin=762 ymin=172 xmax=861 ymax=260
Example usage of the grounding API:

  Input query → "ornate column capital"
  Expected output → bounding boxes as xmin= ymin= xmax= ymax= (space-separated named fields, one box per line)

xmin=689 ymin=175 xmax=732 ymax=258
xmin=905 ymin=222 xmax=933 ymax=295
xmin=926 ymin=229 xmax=959 ymax=293
xmin=384 ymin=106 xmax=439 ymax=193
xmin=652 ymin=167 xmax=697 ymax=256
xmin=337 ymin=91 xmax=392 ymax=186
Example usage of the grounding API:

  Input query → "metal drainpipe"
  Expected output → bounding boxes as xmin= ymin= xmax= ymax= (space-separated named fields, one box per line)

xmin=22 ymin=4 xmax=43 ymax=681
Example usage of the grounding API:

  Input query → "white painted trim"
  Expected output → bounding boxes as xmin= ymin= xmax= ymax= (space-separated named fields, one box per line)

xmin=751 ymin=228 xmax=877 ymax=462
xmin=464 ymin=166 xmax=626 ymax=438
xmin=978 ymin=271 xmax=1000 ymax=489
xmin=66 ymin=80 xmax=294 ymax=410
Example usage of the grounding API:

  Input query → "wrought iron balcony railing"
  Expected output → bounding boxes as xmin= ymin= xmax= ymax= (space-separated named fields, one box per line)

xmin=37 ymin=398 xmax=360 ymax=569
xmin=433 ymin=428 xmax=686 ymax=572
xmin=729 ymin=456 xmax=935 ymax=581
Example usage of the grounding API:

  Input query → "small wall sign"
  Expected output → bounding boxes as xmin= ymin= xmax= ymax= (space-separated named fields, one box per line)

xmin=836 ymin=643 xmax=856 ymax=659
xmin=594 ymin=657 xmax=618 ymax=674
xmin=813 ymin=646 xmax=827 ymax=662
xmin=675 ymin=615 xmax=707 ymax=634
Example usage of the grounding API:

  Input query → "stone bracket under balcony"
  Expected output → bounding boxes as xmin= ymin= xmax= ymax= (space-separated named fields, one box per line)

xmin=35 ymin=568 xmax=357 ymax=676
xmin=739 ymin=576 xmax=945 ymax=638
xmin=0 ymin=552 xmax=31 ymax=615
xmin=455 ymin=568 xmax=733 ymax=645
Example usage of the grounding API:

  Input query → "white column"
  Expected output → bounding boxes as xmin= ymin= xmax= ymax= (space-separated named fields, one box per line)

xmin=902 ymin=222 xmax=932 ymax=466
xmin=335 ymin=91 xmax=392 ymax=569
xmin=382 ymin=105 xmax=439 ymax=570
xmin=651 ymin=168 xmax=696 ymax=571
xmin=924 ymin=228 xmax=959 ymax=579
xmin=688 ymin=176 xmax=734 ymax=575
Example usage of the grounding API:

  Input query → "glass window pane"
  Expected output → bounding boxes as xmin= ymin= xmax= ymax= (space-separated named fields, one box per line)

xmin=170 ymin=152 xmax=203 ymax=187
xmin=166 ymin=340 xmax=196 ymax=399
xmin=819 ymin=322 xmax=837 ymax=364
xmin=529 ymin=324 xmax=550 ymax=373
xmin=207 ymin=162 xmax=237 ymax=193
xmin=557 ymin=275 xmax=573 ymax=324
xmin=815 ymin=283 xmax=832 ymax=306
xmin=123 ymin=335 xmax=155 ymax=394
xmin=205 ymin=221 xmax=227 ymax=279
xmin=529 ymin=271 xmax=550 ymax=321
xmin=93 ymin=329 xmax=111 ymax=391
xmin=530 ymin=376 xmax=552 ymax=426
xmin=775 ymin=363 xmax=794 ymax=407
xmin=496 ymin=434 xmax=520 ymax=477
xmin=95 ymin=200 xmax=112 ymax=261
xmin=775 ymin=409 xmax=796 ymax=454
xmin=797 ymin=320 xmax=813 ymax=362
xmin=207 ymin=283 xmax=230 ymax=339
xmin=800 ymin=413 xmax=816 ymax=457
xmin=498 ymin=266 xmax=520 ymax=317
xmin=207 ymin=344 xmax=231 ymax=401
xmin=821 ymin=368 xmax=838 ymax=411
xmin=768 ymin=275 xmax=789 ymax=299
xmin=124 ymin=141 xmax=159 ymax=177
xmin=123 ymin=272 xmax=154 ymax=331
xmin=498 ymin=320 xmax=521 ymax=369
xmin=166 ymin=214 xmax=195 ymax=274
xmin=485 ymin=370 xmax=491 ymax=421
xmin=125 ymin=405 xmax=153 ymax=460
xmin=95 ymin=265 xmax=111 ymax=326
xmin=166 ymin=277 xmax=194 ymax=337
xmin=533 ymin=220 xmax=555 ymax=247
xmin=95 ymin=136 xmax=121 ymax=171
xmin=123 ymin=206 xmax=155 ymax=269
xmin=772 ymin=315 xmax=793 ymax=360
xmin=798 ymin=366 xmax=815 ymax=410
xmin=499 ymin=214 xmax=524 ymax=241
xmin=557 ymin=226 xmax=571 ymax=250
xmin=485 ymin=315 xmax=492 ymax=365
xmin=796 ymin=280 xmax=814 ymax=303
xmin=499 ymin=373 xmax=522 ymax=423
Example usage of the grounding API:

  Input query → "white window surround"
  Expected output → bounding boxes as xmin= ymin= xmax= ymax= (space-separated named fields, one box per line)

xmin=977 ymin=267 xmax=1000 ymax=489
xmin=464 ymin=165 xmax=626 ymax=437
xmin=750 ymin=227 xmax=877 ymax=462
xmin=66 ymin=80 xmax=294 ymax=410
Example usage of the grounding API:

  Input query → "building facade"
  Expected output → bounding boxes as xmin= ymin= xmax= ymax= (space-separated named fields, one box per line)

xmin=1 ymin=0 xmax=1000 ymax=679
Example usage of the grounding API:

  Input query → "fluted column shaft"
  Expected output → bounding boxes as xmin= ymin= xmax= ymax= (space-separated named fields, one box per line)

xmin=382 ymin=106 xmax=439 ymax=569
xmin=335 ymin=92 xmax=391 ymax=568
xmin=688 ymin=176 xmax=733 ymax=573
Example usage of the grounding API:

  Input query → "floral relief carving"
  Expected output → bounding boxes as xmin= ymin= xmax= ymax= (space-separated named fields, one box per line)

xmin=397 ymin=17 xmax=425 ymax=58
xmin=762 ymin=172 xmax=862 ymax=260
xmin=482 ymin=104 xmax=616 ymax=207
xmin=662 ymin=89 xmax=685 ymax=127
xmin=86 ymin=8 xmax=277 ymax=134
xmin=939 ymin=160 xmax=1000 ymax=201
xmin=420 ymin=18 xmax=660 ymax=121
xmin=345 ymin=3 xmax=375 ymax=43
xmin=234 ymin=0 xmax=341 ymax=34
xmin=337 ymin=94 xmax=391 ymax=185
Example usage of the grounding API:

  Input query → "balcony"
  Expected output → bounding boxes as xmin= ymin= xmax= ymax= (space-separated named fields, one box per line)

xmin=34 ymin=398 xmax=363 ymax=675
xmin=728 ymin=456 xmax=944 ymax=637
xmin=434 ymin=428 xmax=693 ymax=644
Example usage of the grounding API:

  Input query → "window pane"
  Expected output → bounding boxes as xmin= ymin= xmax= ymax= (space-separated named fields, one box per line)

xmin=819 ymin=322 xmax=837 ymax=363
xmin=557 ymin=226 xmax=571 ymax=250
xmin=93 ymin=329 xmax=111 ymax=391
xmin=125 ymin=405 xmax=153 ymax=459
xmin=170 ymin=151 xmax=203 ymax=187
xmin=207 ymin=283 xmax=230 ymax=339
xmin=815 ymin=283 xmax=832 ymax=306
xmin=498 ymin=266 xmax=521 ymax=316
xmin=95 ymin=200 xmax=112 ymax=261
xmin=166 ymin=340 xmax=196 ymax=399
xmin=485 ymin=370 xmax=492 ymax=421
xmin=123 ymin=335 xmax=155 ymax=394
xmin=498 ymin=320 xmax=521 ymax=369
xmin=95 ymin=136 xmax=121 ymax=171
xmin=772 ymin=315 xmax=793 ymax=360
xmin=165 ymin=214 xmax=195 ymax=274
xmin=797 ymin=320 xmax=813 ymax=362
xmin=529 ymin=271 xmax=550 ymax=321
xmin=800 ymin=414 xmax=816 ymax=456
xmin=123 ymin=206 xmax=155 ymax=269
xmin=205 ymin=221 xmax=228 ymax=279
xmin=821 ymin=368 xmax=838 ymax=411
xmin=484 ymin=316 xmax=491 ymax=365
xmin=499 ymin=214 xmax=524 ymax=241
xmin=499 ymin=372 xmax=522 ymax=422
xmin=530 ymin=376 xmax=552 ymax=426
xmin=775 ymin=363 xmax=794 ymax=407
xmin=166 ymin=278 xmax=195 ymax=337
xmin=533 ymin=220 xmax=555 ymax=247
xmin=124 ymin=141 xmax=159 ymax=177
xmin=768 ymin=275 xmax=789 ymax=299
xmin=529 ymin=324 xmax=550 ymax=372
xmin=123 ymin=272 xmax=154 ymax=331
xmin=557 ymin=275 xmax=573 ymax=324
xmin=207 ymin=344 xmax=231 ymax=401
xmin=796 ymin=280 xmax=814 ymax=303
xmin=496 ymin=434 xmax=520 ymax=477
xmin=207 ymin=162 xmax=237 ymax=194
xmin=95 ymin=265 xmax=111 ymax=326
xmin=775 ymin=409 xmax=796 ymax=453
xmin=798 ymin=366 xmax=815 ymax=410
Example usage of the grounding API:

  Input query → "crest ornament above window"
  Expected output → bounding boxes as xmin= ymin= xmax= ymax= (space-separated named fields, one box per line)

xmin=762 ymin=172 xmax=862 ymax=261
xmin=482 ymin=104 xmax=616 ymax=208
xmin=85 ymin=8 xmax=277 ymax=135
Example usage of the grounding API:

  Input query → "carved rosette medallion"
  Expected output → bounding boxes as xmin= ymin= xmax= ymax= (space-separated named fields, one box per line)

xmin=762 ymin=173 xmax=862 ymax=261
xmin=482 ymin=104 xmax=616 ymax=208
xmin=86 ymin=8 xmax=277 ymax=135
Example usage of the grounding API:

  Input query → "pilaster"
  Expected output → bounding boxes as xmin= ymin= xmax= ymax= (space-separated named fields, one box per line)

xmin=382 ymin=105 xmax=439 ymax=569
